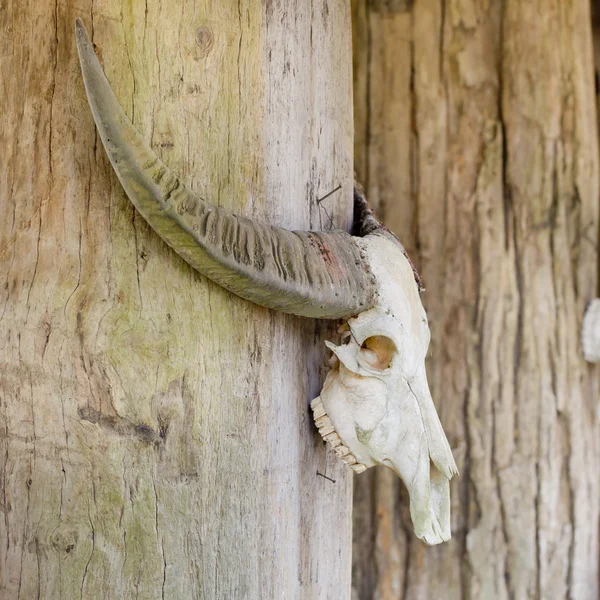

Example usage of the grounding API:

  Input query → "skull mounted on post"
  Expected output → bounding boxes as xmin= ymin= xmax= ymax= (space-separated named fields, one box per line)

xmin=75 ymin=18 xmax=457 ymax=545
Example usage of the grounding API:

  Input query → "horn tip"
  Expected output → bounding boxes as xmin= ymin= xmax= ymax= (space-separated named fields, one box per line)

xmin=75 ymin=18 xmax=91 ymax=58
xmin=75 ymin=17 xmax=86 ymax=37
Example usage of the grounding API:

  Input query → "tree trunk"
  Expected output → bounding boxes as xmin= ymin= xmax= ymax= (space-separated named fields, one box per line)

xmin=0 ymin=2 xmax=354 ymax=598
xmin=352 ymin=1 xmax=600 ymax=599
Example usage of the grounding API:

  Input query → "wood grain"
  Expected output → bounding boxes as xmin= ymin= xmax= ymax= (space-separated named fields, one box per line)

xmin=352 ymin=0 xmax=600 ymax=598
xmin=0 ymin=1 xmax=354 ymax=597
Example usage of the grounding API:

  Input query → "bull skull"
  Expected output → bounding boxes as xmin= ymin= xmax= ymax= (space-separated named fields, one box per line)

xmin=311 ymin=233 xmax=458 ymax=544
xmin=75 ymin=19 xmax=458 ymax=545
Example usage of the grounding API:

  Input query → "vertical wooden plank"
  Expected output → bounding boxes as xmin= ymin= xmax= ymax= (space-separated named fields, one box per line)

xmin=352 ymin=0 xmax=600 ymax=598
xmin=0 ymin=0 xmax=354 ymax=597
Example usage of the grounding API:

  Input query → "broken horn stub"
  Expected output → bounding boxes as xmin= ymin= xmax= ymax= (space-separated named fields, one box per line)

xmin=582 ymin=299 xmax=600 ymax=362
xmin=311 ymin=397 xmax=368 ymax=474
xmin=74 ymin=18 xmax=377 ymax=320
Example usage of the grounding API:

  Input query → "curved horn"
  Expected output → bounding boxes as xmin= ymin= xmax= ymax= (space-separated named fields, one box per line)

xmin=75 ymin=19 xmax=376 ymax=319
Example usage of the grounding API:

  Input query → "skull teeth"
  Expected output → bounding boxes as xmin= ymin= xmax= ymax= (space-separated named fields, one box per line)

xmin=323 ymin=432 xmax=341 ymax=447
xmin=310 ymin=397 xmax=368 ymax=474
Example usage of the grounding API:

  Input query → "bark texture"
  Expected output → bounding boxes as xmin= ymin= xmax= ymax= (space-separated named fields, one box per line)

xmin=352 ymin=1 xmax=600 ymax=599
xmin=0 ymin=1 xmax=354 ymax=598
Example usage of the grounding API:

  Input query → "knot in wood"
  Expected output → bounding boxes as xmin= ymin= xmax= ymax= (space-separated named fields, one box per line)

xmin=195 ymin=26 xmax=213 ymax=58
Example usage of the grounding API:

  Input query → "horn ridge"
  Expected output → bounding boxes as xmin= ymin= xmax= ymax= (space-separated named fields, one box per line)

xmin=75 ymin=18 xmax=376 ymax=319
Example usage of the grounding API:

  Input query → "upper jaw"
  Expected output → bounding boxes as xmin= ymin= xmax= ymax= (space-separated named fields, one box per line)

xmin=391 ymin=460 xmax=452 ymax=545
xmin=310 ymin=396 xmax=368 ymax=474
xmin=311 ymin=390 xmax=453 ymax=546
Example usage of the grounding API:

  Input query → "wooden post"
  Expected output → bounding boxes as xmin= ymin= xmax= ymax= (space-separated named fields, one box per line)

xmin=0 ymin=1 xmax=354 ymax=597
xmin=352 ymin=1 xmax=600 ymax=598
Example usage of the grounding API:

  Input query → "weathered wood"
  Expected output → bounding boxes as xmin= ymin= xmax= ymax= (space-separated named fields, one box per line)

xmin=0 ymin=1 xmax=354 ymax=598
xmin=352 ymin=0 xmax=600 ymax=598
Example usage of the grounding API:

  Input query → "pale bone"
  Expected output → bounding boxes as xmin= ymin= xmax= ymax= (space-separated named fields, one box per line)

xmin=75 ymin=18 xmax=458 ymax=545
xmin=582 ymin=299 xmax=600 ymax=362
xmin=312 ymin=234 xmax=458 ymax=545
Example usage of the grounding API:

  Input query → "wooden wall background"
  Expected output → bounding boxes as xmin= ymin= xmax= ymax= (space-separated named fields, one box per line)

xmin=351 ymin=1 xmax=600 ymax=598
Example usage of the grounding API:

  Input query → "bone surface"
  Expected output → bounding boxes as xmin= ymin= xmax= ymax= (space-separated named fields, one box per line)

xmin=582 ymin=299 xmax=600 ymax=362
xmin=75 ymin=18 xmax=457 ymax=546
xmin=312 ymin=234 xmax=458 ymax=545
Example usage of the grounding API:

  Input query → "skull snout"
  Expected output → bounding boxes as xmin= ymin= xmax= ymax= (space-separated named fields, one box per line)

xmin=386 ymin=431 xmax=451 ymax=545
xmin=315 ymin=319 xmax=457 ymax=546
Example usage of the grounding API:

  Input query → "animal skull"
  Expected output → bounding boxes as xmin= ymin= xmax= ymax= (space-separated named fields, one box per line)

xmin=312 ymin=235 xmax=458 ymax=545
xmin=75 ymin=18 xmax=458 ymax=546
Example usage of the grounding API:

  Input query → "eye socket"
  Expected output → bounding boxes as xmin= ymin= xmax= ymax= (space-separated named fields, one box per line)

xmin=360 ymin=336 xmax=396 ymax=371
